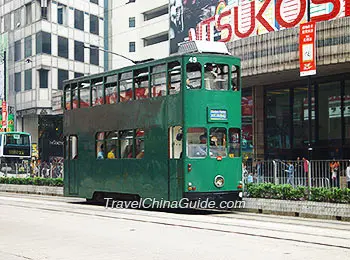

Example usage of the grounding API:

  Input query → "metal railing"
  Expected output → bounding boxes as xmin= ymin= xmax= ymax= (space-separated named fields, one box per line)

xmin=242 ymin=159 xmax=349 ymax=189
xmin=0 ymin=162 xmax=63 ymax=178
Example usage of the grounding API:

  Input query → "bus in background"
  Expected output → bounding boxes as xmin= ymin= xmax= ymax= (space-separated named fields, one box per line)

xmin=0 ymin=132 xmax=31 ymax=163
xmin=63 ymin=41 xmax=242 ymax=207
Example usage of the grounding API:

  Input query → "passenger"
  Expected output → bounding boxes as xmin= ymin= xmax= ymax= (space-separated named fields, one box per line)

xmin=97 ymin=144 xmax=104 ymax=159
xmin=136 ymin=150 xmax=144 ymax=159
xmin=107 ymin=146 xmax=116 ymax=159
xmin=186 ymin=78 xmax=194 ymax=89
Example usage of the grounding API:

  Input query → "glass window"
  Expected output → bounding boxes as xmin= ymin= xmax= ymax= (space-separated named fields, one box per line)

xmin=58 ymin=36 xmax=68 ymax=58
xmin=169 ymin=126 xmax=183 ymax=159
xmin=90 ymin=0 xmax=99 ymax=4
xmin=204 ymin=64 xmax=228 ymax=90
xmin=57 ymin=3 xmax=67 ymax=25
xmin=15 ymin=72 xmax=21 ymax=92
xmin=90 ymin=14 xmax=99 ymax=35
xmin=70 ymin=136 xmax=78 ymax=160
xmin=72 ymin=84 xmax=79 ymax=109
xmin=75 ymin=72 xmax=84 ymax=78
xmin=58 ymin=69 xmax=69 ymax=90
xmin=25 ymin=3 xmax=32 ymax=25
xmin=106 ymin=131 xmax=119 ymax=159
xmin=36 ymin=31 xmax=51 ymax=54
xmin=168 ymin=61 xmax=181 ymax=95
xmin=120 ymin=72 xmax=133 ymax=102
xmin=129 ymin=42 xmax=135 ymax=52
xmin=39 ymin=69 xmax=48 ymax=89
xmin=129 ymin=17 xmax=135 ymax=28
xmin=231 ymin=65 xmax=240 ymax=91
xmin=90 ymin=45 xmax=99 ymax=65
xmin=186 ymin=62 xmax=201 ymax=89
xmin=24 ymin=69 xmax=32 ymax=90
xmin=65 ymin=87 xmax=71 ymax=110
xmin=79 ymin=82 xmax=90 ymax=108
xmin=187 ymin=127 xmax=207 ymax=158
xmin=134 ymin=68 xmax=149 ymax=100
xmin=15 ymin=40 xmax=21 ymax=61
xmin=14 ymin=8 xmax=22 ymax=29
xmin=4 ymin=13 xmax=11 ymax=32
xmin=96 ymin=132 xmax=105 ymax=159
xmin=135 ymin=129 xmax=144 ymax=159
xmin=228 ymin=128 xmax=241 ymax=158
xmin=151 ymin=64 xmax=166 ymax=97
xmin=105 ymin=75 xmax=118 ymax=104
xmin=74 ymin=9 xmax=84 ymax=31
xmin=74 ymin=41 xmax=84 ymax=62
xmin=92 ymin=78 xmax=104 ymax=106
xmin=25 ymin=36 xmax=32 ymax=58
xmin=209 ymin=128 xmax=227 ymax=158
xmin=120 ymin=130 xmax=134 ymax=158
xmin=5 ymin=134 xmax=30 ymax=145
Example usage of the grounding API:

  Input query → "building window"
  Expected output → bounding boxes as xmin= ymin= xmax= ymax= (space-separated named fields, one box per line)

xmin=57 ymin=3 xmax=67 ymax=25
xmin=90 ymin=45 xmax=99 ymax=66
xmin=90 ymin=14 xmax=99 ymax=35
xmin=36 ymin=31 xmax=52 ymax=55
xmin=14 ymin=8 xmax=22 ymax=29
xmin=129 ymin=42 xmax=135 ymax=52
xmin=25 ymin=36 xmax=32 ymax=58
xmin=129 ymin=17 xmax=135 ymax=28
xmin=74 ymin=9 xmax=84 ymax=31
xmin=90 ymin=0 xmax=99 ymax=4
xmin=74 ymin=41 xmax=85 ymax=62
xmin=58 ymin=36 xmax=68 ymax=58
xmin=75 ymin=72 xmax=84 ymax=78
xmin=41 ymin=0 xmax=48 ymax=20
xmin=25 ymin=69 xmax=32 ymax=90
xmin=4 ymin=13 xmax=11 ymax=32
xmin=58 ymin=69 xmax=69 ymax=90
xmin=15 ymin=40 xmax=21 ymax=62
xmin=39 ymin=69 xmax=49 ymax=89
xmin=25 ymin=3 xmax=32 ymax=25
xmin=143 ymin=33 xmax=168 ymax=47
xmin=144 ymin=5 xmax=168 ymax=21
xmin=15 ymin=72 xmax=21 ymax=92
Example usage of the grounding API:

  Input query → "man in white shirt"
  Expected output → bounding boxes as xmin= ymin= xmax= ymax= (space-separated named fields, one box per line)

xmin=346 ymin=162 xmax=350 ymax=189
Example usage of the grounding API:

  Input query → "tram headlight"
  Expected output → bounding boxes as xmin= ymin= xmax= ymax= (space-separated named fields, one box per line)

xmin=214 ymin=175 xmax=224 ymax=188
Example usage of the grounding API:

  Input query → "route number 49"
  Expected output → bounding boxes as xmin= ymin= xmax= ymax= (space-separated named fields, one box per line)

xmin=188 ymin=57 xmax=197 ymax=63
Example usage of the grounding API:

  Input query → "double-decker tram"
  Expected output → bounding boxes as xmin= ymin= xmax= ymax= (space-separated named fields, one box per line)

xmin=63 ymin=41 xmax=242 ymax=207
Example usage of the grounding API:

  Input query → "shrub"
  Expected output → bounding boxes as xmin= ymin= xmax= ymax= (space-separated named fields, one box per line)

xmin=0 ymin=177 xmax=63 ymax=187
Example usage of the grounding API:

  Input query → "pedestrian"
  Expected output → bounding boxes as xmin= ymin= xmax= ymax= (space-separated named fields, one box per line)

xmin=286 ymin=161 xmax=295 ymax=188
xmin=303 ymin=157 xmax=309 ymax=185
xmin=330 ymin=159 xmax=340 ymax=188
xmin=346 ymin=162 xmax=350 ymax=189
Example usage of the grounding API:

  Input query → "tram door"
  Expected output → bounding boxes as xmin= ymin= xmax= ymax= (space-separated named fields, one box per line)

xmin=67 ymin=135 xmax=79 ymax=195
xmin=168 ymin=126 xmax=183 ymax=201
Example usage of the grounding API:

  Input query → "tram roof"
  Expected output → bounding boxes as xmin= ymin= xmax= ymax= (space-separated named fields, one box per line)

xmin=63 ymin=41 xmax=237 ymax=86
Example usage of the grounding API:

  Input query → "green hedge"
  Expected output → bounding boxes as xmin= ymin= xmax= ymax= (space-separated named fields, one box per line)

xmin=246 ymin=183 xmax=350 ymax=204
xmin=0 ymin=177 xmax=63 ymax=187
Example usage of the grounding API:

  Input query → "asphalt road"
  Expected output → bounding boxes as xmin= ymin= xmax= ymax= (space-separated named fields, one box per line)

xmin=0 ymin=193 xmax=349 ymax=260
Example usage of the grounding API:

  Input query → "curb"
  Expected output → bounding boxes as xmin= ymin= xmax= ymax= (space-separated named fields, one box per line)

xmin=0 ymin=184 xmax=63 ymax=196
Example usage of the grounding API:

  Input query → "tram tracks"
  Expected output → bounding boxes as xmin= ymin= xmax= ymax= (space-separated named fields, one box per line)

xmin=1 ymin=193 xmax=350 ymax=250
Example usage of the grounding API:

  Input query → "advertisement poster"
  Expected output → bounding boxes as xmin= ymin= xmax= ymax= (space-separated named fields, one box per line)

xmin=169 ymin=0 xmax=348 ymax=54
xmin=299 ymin=21 xmax=316 ymax=76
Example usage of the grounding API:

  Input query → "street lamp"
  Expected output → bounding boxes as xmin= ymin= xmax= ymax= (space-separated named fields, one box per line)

xmin=0 ymin=50 xmax=7 ymax=132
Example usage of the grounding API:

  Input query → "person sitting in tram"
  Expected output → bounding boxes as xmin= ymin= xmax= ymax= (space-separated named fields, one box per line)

xmin=107 ymin=146 xmax=116 ymax=159
xmin=186 ymin=78 xmax=194 ymax=89
xmin=97 ymin=144 xmax=105 ymax=159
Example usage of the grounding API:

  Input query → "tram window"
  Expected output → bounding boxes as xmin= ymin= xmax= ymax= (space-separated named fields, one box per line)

xmin=151 ymin=64 xmax=167 ymax=97
xmin=72 ymin=83 xmax=78 ymax=109
xmin=92 ymin=78 xmax=104 ymax=106
xmin=135 ymin=129 xmax=144 ymax=159
xmin=120 ymin=130 xmax=134 ymax=158
xmin=169 ymin=126 xmax=182 ymax=159
xmin=120 ymin=72 xmax=133 ymax=102
xmin=65 ymin=87 xmax=71 ymax=110
xmin=231 ymin=66 xmax=240 ymax=91
xmin=187 ymin=127 xmax=207 ymax=158
xmin=168 ymin=61 xmax=181 ymax=95
xmin=105 ymin=75 xmax=118 ymax=104
xmin=106 ymin=131 xmax=119 ymax=159
xmin=79 ymin=81 xmax=90 ymax=108
xmin=135 ymin=68 xmax=149 ymax=100
xmin=70 ymin=136 xmax=78 ymax=160
xmin=204 ymin=64 xmax=228 ymax=91
xmin=209 ymin=128 xmax=227 ymax=158
xmin=186 ymin=62 xmax=201 ymax=89
xmin=228 ymin=128 xmax=241 ymax=158
xmin=96 ymin=132 xmax=105 ymax=159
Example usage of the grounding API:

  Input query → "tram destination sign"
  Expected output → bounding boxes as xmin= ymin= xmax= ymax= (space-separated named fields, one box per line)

xmin=208 ymin=109 xmax=228 ymax=122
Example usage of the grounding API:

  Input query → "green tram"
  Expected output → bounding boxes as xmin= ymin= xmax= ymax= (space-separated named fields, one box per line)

xmin=63 ymin=41 xmax=243 ymax=207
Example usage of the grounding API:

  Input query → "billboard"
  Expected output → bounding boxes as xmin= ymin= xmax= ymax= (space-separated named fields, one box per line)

xmin=169 ymin=0 xmax=350 ymax=54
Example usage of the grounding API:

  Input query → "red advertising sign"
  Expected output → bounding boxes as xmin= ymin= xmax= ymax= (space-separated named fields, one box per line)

xmin=299 ymin=21 xmax=316 ymax=77
xmin=2 ymin=101 xmax=7 ymax=128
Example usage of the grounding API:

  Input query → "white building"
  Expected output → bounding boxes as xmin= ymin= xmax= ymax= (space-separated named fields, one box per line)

xmin=108 ymin=0 xmax=169 ymax=69
xmin=0 ymin=0 xmax=106 ymax=152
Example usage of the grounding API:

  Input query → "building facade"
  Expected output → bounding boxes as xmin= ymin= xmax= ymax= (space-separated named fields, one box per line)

xmin=0 ymin=0 xmax=106 ymax=161
xmin=108 ymin=0 xmax=169 ymax=69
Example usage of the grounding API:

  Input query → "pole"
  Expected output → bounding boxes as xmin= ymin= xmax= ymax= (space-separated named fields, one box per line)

xmin=307 ymin=0 xmax=312 ymax=160
xmin=3 ymin=50 xmax=6 ymax=132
